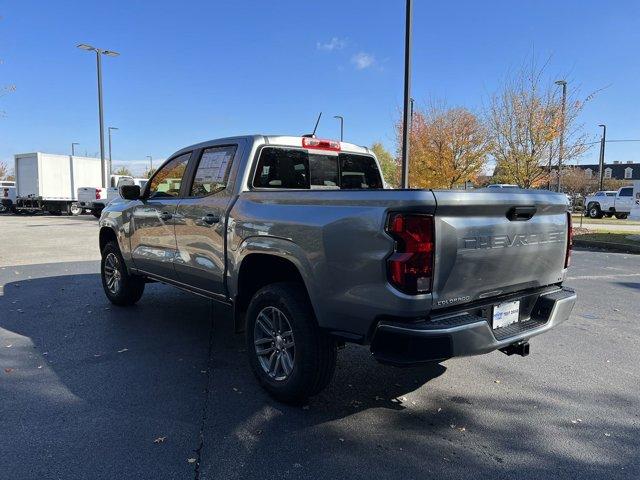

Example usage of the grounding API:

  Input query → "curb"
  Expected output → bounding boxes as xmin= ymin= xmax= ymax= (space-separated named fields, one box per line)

xmin=573 ymin=238 xmax=640 ymax=254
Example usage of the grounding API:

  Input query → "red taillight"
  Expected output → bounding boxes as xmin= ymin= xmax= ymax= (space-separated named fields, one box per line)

xmin=302 ymin=137 xmax=341 ymax=151
xmin=386 ymin=213 xmax=434 ymax=294
xmin=95 ymin=189 xmax=102 ymax=200
xmin=565 ymin=211 xmax=572 ymax=268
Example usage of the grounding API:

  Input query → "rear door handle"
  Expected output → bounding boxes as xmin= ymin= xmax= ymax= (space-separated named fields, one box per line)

xmin=160 ymin=211 xmax=173 ymax=221
xmin=202 ymin=213 xmax=220 ymax=225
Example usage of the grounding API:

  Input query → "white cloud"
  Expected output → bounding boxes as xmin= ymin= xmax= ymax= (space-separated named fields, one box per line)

xmin=351 ymin=52 xmax=376 ymax=70
xmin=316 ymin=37 xmax=346 ymax=51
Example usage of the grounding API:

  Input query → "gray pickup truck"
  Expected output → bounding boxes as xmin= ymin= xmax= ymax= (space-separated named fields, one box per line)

xmin=98 ymin=134 xmax=576 ymax=403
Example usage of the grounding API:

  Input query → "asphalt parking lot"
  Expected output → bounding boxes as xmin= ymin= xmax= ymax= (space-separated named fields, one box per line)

xmin=1 ymin=215 xmax=639 ymax=480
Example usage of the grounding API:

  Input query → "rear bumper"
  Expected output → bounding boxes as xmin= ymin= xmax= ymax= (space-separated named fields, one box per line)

xmin=371 ymin=287 xmax=576 ymax=365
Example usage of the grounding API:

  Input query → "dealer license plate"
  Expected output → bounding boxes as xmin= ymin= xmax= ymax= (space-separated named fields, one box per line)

xmin=492 ymin=300 xmax=520 ymax=329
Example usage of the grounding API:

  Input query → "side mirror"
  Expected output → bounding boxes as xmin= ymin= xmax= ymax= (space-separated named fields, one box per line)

xmin=119 ymin=184 xmax=141 ymax=200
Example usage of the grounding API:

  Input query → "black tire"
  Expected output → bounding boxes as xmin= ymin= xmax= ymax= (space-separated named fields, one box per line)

xmin=588 ymin=204 xmax=603 ymax=219
xmin=92 ymin=209 xmax=102 ymax=218
xmin=245 ymin=282 xmax=337 ymax=404
xmin=69 ymin=203 xmax=82 ymax=216
xmin=615 ymin=213 xmax=628 ymax=220
xmin=100 ymin=241 xmax=145 ymax=306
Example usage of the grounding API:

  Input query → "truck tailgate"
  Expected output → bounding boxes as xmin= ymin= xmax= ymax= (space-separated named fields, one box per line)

xmin=431 ymin=190 xmax=569 ymax=309
xmin=78 ymin=188 xmax=97 ymax=203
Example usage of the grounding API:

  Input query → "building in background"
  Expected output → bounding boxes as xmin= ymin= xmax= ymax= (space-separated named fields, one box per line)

xmin=576 ymin=161 xmax=640 ymax=181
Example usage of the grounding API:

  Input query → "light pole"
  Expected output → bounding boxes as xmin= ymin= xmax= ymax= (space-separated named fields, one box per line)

xmin=146 ymin=155 xmax=153 ymax=173
xmin=333 ymin=115 xmax=344 ymax=141
xmin=77 ymin=44 xmax=120 ymax=188
xmin=555 ymin=80 xmax=567 ymax=192
xmin=108 ymin=127 xmax=118 ymax=177
xmin=71 ymin=143 xmax=80 ymax=156
xmin=400 ymin=0 xmax=413 ymax=189
xmin=598 ymin=124 xmax=607 ymax=191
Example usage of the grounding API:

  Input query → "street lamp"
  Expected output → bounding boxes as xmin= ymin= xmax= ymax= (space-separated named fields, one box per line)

xmin=400 ymin=0 xmax=413 ymax=189
xmin=146 ymin=155 xmax=153 ymax=172
xmin=555 ymin=79 xmax=567 ymax=192
xmin=108 ymin=127 xmax=119 ymax=176
xmin=71 ymin=143 xmax=80 ymax=156
xmin=333 ymin=115 xmax=344 ymax=141
xmin=598 ymin=124 xmax=607 ymax=191
xmin=77 ymin=43 xmax=120 ymax=188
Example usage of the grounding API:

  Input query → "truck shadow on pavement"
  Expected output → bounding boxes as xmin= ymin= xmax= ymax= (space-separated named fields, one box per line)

xmin=1 ymin=264 xmax=638 ymax=480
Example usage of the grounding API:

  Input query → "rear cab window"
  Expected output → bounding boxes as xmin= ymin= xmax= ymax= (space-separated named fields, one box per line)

xmin=253 ymin=147 xmax=383 ymax=190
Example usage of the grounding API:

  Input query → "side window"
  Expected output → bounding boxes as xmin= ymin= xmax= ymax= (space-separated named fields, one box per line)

xmin=189 ymin=145 xmax=237 ymax=197
xmin=620 ymin=187 xmax=632 ymax=197
xmin=339 ymin=154 xmax=383 ymax=189
xmin=253 ymin=148 xmax=309 ymax=189
xmin=148 ymin=153 xmax=190 ymax=198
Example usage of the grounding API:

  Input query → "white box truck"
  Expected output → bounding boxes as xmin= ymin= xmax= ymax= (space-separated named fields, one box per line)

xmin=14 ymin=152 xmax=103 ymax=215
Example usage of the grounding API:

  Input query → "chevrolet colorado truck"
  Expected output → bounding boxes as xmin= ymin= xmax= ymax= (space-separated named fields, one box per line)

xmin=98 ymin=135 xmax=576 ymax=403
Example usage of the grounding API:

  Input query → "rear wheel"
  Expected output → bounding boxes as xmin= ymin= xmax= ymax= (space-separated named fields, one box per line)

xmin=615 ymin=213 xmax=628 ymax=220
xmin=246 ymin=282 xmax=337 ymax=404
xmin=92 ymin=209 xmax=102 ymax=218
xmin=101 ymin=241 xmax=145 ymax=306
xmin=70 ymin=203 xmax=82 ymax=216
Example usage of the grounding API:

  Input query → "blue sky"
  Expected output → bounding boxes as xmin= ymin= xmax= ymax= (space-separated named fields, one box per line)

xmin=1 ymin=0 xmax=639 ymax=174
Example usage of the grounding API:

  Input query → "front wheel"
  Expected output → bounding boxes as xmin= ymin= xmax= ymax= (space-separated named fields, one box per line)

xmin=246 ymin=282 xmax=337 ymax=404
xmin=101 ymin=241 xmax=145 ymax=306
xmin=588 ymin=205 xmax=603 ymax=219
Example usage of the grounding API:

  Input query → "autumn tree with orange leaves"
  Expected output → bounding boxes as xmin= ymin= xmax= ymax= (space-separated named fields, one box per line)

xmin=398 ymin=104 xmax=490 ymax=189
xmin=488 ymin=60 xmax=593 ymax=188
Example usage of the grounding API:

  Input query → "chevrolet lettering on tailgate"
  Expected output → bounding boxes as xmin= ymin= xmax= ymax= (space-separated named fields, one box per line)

xmin=461 ymin=231 xmax=564 ymax=250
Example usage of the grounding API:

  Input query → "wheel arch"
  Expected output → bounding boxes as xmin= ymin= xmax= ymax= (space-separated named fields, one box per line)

xmin=99 ymin=226 xmax=119 ymax=253
xmin=231 ymin=239 xmax=317 ymax=333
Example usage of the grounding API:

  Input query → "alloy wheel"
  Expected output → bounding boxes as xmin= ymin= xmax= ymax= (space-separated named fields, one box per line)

xmin=254 ymin=306 xmax=295 ymax=381
xmin=104 ymin=252 xmax=122 ymax=294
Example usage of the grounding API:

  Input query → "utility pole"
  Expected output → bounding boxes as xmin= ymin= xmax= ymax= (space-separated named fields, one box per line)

xmin=333 ymin=115 xmax=344 ymax=141
xmin=108 ymin=127 xmax=118 ymax=177
xmin=146 ymin=155 xmax=153 ymax=172
xmin=71 ymin=143 xmax=79 ymax=156
xmin=555 ymin=80 xmax=567 ymax=192
xmin=598 ymin=124 xmax=607 ymax=191
xmin=400 ymin=0 xmax=413 ymax=189
xmin=77 ymin=44 xmax=120 ymax=188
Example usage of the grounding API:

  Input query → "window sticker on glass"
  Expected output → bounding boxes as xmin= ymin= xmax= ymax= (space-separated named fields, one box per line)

xmin=191 ymin=146 xmax=237 ymax=196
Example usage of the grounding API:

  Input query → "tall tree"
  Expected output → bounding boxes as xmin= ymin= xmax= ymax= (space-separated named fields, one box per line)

xmin=371 ymin=142 xmax=399 ymax=188
xmin=0 ymin=161 xmax=9 ymax=180
xmin=143 ymin=167 xmax=157 ymax=179
xmin=114 ymin=166 xmax=132 ymax=176
xmin=487 ymin=60 xmax=592 ymax=188
xmin=398 ymin=104 xmax=490 ymax=189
